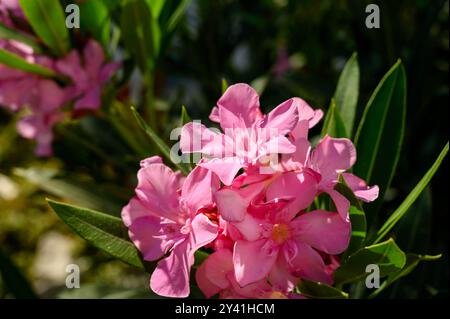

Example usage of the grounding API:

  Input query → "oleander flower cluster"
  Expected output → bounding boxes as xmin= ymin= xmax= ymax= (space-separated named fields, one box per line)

xmin=122 ymin=84 xmax=379 ymax=298
xmin=0 ymin=1 xmax=119 ymax=156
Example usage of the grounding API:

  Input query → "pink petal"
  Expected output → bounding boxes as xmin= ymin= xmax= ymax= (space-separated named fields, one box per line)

xmin=135 ymin=163 xmax=181 ymax=222
xmin=190 ymin=213 xmax=218 ymax=250
xmin=289 ymin=241 xmax=333 ymax=285
xmin=73 ymin=86 xmax=101 ymax=110
xmin=233 ymin=239 xmax=279 ymax=286
xmin=327 ymin=189 xmax=350 ymax=222
xmin=214 ymin=188 xmax=247 ymax=222
xmin=83 ymin=40 xmax=104 ymax=77
xmin=128 ymin=216 xmax=183 ymax=261
xmin=311 ymin=135 xmax=357 ymax=183
xmin=342 ymin=173 xmax=379 ymax=202
xmin=199 ymin=157 xmax=243 ymax=186
xmin=232 ymin=214 xmax=262 ymax=241
xmin=195 ymin=257 xmax=222 ymax=298
xmin=140 ymin=156 xmax=163 ymax=168
xmin=260 ymin=98 xmax=299 ymax=135
xmin=121 ymin=197 xmax=148 ymax=227
xmin=261 ymin=135 xmax=297 ymax=155
xmin=266 ymin=170 xmax=318 ymax=218
xmin=217 ymin=83 xmax=262 ymax=129
xmin=268 ymin=253 xmax=299 ymax=292
xmin=203 ymin=249 xmax=234 ymax=289
xmin=181 ymin=165 xmax=219 ymax=214
xmin=150 ymin=240 xmax=192 ymax=298
xmin=292 ymin=210 xmax=351 ymax=255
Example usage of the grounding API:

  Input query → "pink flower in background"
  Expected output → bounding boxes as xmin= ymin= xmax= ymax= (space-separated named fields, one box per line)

xmin=121 ymin=157 xmax=220 ymax=297
xmin=0 ymin=14 xmax=120 ymax=156
xmin=56 ymin=40 xmax=121 ymax=112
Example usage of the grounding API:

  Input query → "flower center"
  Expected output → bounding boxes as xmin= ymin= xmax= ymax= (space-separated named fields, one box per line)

xmin=271 ymin=223 xmax=290 ymax=244
xmin=263 ymin=291 xmax=289 ymax=299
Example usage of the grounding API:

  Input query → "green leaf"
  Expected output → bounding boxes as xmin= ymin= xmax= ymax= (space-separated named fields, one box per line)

xmin=14 ymin=167 xmax=126 ymax=216
xmin=353 ymin=60 xmax=406 ymax=217
xmin=121 ymin=0 xmax=154 ymax=72
xmin=333 ymin=52 xmax=359 ymax=136
xmin=222 ymin=78 xmax=229 ymax=94
xmin=0 ymin=49 xmax=60 ymax=78
xmin=19 ymin=0 xmax=69 ymax=56
xmin=250 ymin=75 xmax=269 ymax=96
xmin=296 ymin=279 xmax=348 ymax=299
xmin=131 ymin=107 xmax=190 ymax=175
xmin=334 ymin=238 xmax=406 ymax=286
xmin=368 ymin=254 xmax=441 ymax=298
xmin=0 ymin=23 xmax=42 ymax=53
xmin=0 ymin=249 xmax=38 ymax=299
xmin=79 ymin=0 xmax=111 ymax=49
xmin=165 ymin=0 xmax=191 ymax=34
xmin=321 ymin=99 xmax=348 ymax=138
xmin=373 ymin=142 xmax=448 ymax=244
xmin=180 ymin=105 xmax=192 ymax=126
xmin=47 ymin=199 xmax=150 ymax=271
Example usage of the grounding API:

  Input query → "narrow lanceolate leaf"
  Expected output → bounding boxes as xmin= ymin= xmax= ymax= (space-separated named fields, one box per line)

xmin=296 ymin=280 xmax=348 ymax=299
xmin=353 ymin=60 xmax=406 ymax=216
xmin=0 ymin=249 xmax=38 ymax=299
xmin=180 ymin=105 xmax=192 ymax=126
xmin=321 ymin=99 xmax=348 ymax=138
xmin=79 ymin=0 xmax=111 ymax=49
xmin=368 ymin=254 xmax=441 ymax=298
xmin=333 ymin=52 xmax=359 ymax=136
xmin=14 ymin=167 xmax=125 ymax=216
xmin=0 ymin=49 xmax=61 ymax=78
xmin=334 ymin=238 xmax=406 ymax=286
xmin=19 ymin=0 xmax=69 ymax=56
xmin=0 ymin=23 xmax=42 ymax=53
xmin=47 ymin=199 xmax=149 ymax=271
xmin=131 ymin=107 xmax=190 ymax=175
xmin=121 ymin=0 xmax=154 ymax=72
xmin=373 ymin=142 xmax=448 ymax=244
xmin=222 ymin=78 xmax=229 ymax=94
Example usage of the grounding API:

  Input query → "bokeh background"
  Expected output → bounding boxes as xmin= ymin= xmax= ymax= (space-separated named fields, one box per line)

xmin=0 ymin=0 xmax=448 ymax=298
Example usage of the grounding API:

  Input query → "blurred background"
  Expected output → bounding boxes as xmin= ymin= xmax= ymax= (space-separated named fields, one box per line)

xmin=0 ymin=0 xmax=448 ymax=298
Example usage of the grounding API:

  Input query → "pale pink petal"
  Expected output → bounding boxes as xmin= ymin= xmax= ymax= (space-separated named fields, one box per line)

xmin=121 ymin=197 xmax=148 ymax=227
xmin=327 ymin=189 xmax=350 ymax=222
xmin=217 ymin=83 xmax=262 ymax=129
xmin=289 ymin=241 xmax=333 ymax=285
xmin=195 ymin=258 xmax=222 ymax=298
xmin=268 ymin=253 xmax=299 ymax=292
xmin=150 ymin=240 xmax=191 ymax=298
xmin=266 ymin=170 xmax=318 ymax=218
xmin=135 ymin=164 xmax=181 ymax=221
xmin=203 ymin=249 xmax=234 ymax=289
xmin=292 ymin=210 xmax=351 ymax=254
xmin=199 ymin=157 xmax=243 ymax=186
xmin=233 ymin=239 xmax=279 ymax=286
xmin=260 ymin=98 xmax=299 ymax=135
xmin=214 ymin=188 xmax=247 ymax=222
xmin=232 ymin=214 xmax=262 ymax=241
xmin=190 ymin=213 xmax=218 ymax=250
xmin=128 ymin=216 xmax=183 ymax=261
xmin=182 ymin=165 xmax=219 ymax=214
xmin=311 ymin=135 xmax=356 ymax=182
xmin=261 ymin=135 xmax=297 ymax=155
xmin=140 ymin=156 xmax=163 ymax=168
xmin=342 ymin=173 xmax=379 ymax=202
xmin=209 ymin=106 xmax=220 ymax=123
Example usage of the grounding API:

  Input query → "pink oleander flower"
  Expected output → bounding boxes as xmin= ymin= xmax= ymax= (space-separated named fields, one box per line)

xmin=0 ymin=32 xmax=119 ymax=155
xmin=121 ymin=156 xmax=220 ymax=298
xmin=214 ymin=172 xmax=350 ymax=289
xmin=282 ymin=134 xmax=379 ymax=221
xmin=196 ymin=249 xmax=305 ymax=299
xmin=56 ymin=40 xmax=121 ymax=112
xmin=180 ymin=83 xmax=303 ymax=185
